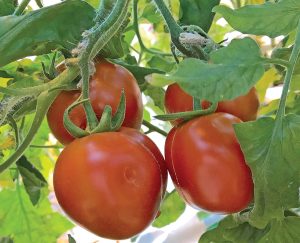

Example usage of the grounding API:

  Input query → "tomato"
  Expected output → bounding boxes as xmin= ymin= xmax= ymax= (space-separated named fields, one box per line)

xmin=47 ymin=59 xmax=143 ymax=145
xmin=165 ymin=83 xmax=259 ymax=125
xmin=165 ymin=113 xmax=253 ymax=213
xmin=54 ymin=130 xmax=166 ymax=240
xmin=119 ymin=127 xmax=168 ymax=195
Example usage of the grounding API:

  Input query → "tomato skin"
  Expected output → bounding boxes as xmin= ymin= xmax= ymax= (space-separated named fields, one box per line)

xmin=119 ymin=127 xmax=168 ymax=195
xmin=165 ymin=113 xmax=254 ymax=213
xmin=47 ymin=59 xmax=143 ymax=145
xmin=54 ymin=131 xmax=165 ymax=240
xmin=165 ymin=83 xmax=259 ymax=125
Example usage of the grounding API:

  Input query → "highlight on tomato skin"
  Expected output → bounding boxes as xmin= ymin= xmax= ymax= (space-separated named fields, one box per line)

xmin=165 ymin=83 xmax=260 ymax=125
xmin=47 ymin=59 xmax=143 ymax=145
xmin=164 ymin=112 xmax=254 ymax=214
xmin=53 ymin=131 xmax=167 ymax=240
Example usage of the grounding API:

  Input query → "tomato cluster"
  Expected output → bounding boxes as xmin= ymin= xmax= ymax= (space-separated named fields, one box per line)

xmin=49 ymin=60 xmax=255 ymax=240
xmin=164 ymin=83 xmax=256 ymax=213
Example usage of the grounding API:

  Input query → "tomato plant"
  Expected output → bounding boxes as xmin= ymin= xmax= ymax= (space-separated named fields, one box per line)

xmin=0 ymin=0 xmax=300 ymax=242
xmin=47 ymin=59 xmax=143 ymax=145
xmin=165 ymin=83 xmax=259 ymax=125
xmin=165 ymin=113 xmax=253 ymax=213
xmin=54 ymin=130 xmax=166 ymax=239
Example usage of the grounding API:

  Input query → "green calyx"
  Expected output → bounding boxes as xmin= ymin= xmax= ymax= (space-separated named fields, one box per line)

xmin=63 ymin=90 xmax=126 ymax=138
xmin=155 ymin=102 xmax=218 ymax=122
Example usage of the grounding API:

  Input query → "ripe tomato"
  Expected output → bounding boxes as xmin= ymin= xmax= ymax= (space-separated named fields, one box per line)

xmin=47 ymin=59 xmax=143 ymax=145
xmin=119 ymin=127 xmax=168 ymax=195
xmin=54 ymin=131 xmax=167 ymax=240
xmin=165 ymin=83 xmax=259 ymax=125
xmin=165 ymin=113 xmax=253 ymax=213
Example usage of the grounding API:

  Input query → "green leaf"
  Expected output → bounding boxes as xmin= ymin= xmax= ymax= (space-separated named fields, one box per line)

xmin=259 ymin=217 xmax=300 ymax=243
xmin=170 ymin=38 xmax=264 ymax=102
xmin=234 ymin=115 xmax=300 ymax=228
xmin=272 ymin=47 xmax=300 ymax=76
xmin=286 ymin=94 xmax=300 ymax=115
xmin=0 ymin=187 xmax=73 ymax=243
xmin=179 ymin=0 xmax=220 ymax=32
xmin=111 ymin=59 xmax=165 ymax=89
xmin=200 ymin=215 xmax=269 ymax=243
xmin=200 ymin=216 xmax=300 ymax=243
xmin=214 ymin=1 xmax=300 ymax=38
xmin=0 ymin=0 xmax=95 ymax=67
xmin=16 ymin=156 xmax=47 ymax=206
xmin=147 ymin=72 xmax=173 ymax=87
xmin=152 ymin=191 xmax=186 ymax=228
xmin=147 ymin=56 xmax=176 ymax=72
xmin=144 ymin=85 xmax=165 ymax=111
xmin=0 ymin=0 xmax=15 ymax=16
xmin=141 ymin=1 xmax=162 ymax=24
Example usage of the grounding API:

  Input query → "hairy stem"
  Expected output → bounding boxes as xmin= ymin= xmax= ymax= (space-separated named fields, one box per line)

xmin=79 ymin=0 xmax=130 ymax=131
xmin=276 ymin=21 xmax=300 ymax=119
xmin=0 ymin=67 xmax=79 ymax=173
xmin=153 ymin=0 xmax=203 ymax=58
xmin=142 ymin=120 xmax=168 ymax=137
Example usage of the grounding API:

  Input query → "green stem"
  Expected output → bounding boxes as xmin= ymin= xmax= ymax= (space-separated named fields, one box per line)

xmin=133 ymin=0 xmax=173 ymax=57
xmin=96 ymin=0 xmax=114 ymax=22
xmin=86 ymin=0 xmax=131 ymax=62
xmin=155 ymin=102 xmax=218 ymax=122
xmin=276 ymin=21 xmax=300 ymax=119
xmin=153 ymin=0 xmax=201 ymax=58
xmin=34 ymin=0 xmax=43 ymax=8
xmin=63 ymin=98 xmax=90 ymax=138
xmin=92 ymin=90 xmax=126 ymax=133
xmin=30 ymin=145 xmax=63 ymax=149
xmin=0 ymin=65 xmax=79 ymax=97
xmin=14 ymin=0 xmax=31 ymax=15
xmin=78 ymin=62 xmax=98 ymax=130
xmin=263 ymin=58 xmax=290 ymax=69
xmin=142 ymin=120 xmax=168 ymax=137
xmin=133 ymin=0 xmax=146 ymax=51
xmin=236 ymin=0 xmax=241 ymax=9
xmin=130 ymin=46 xmax=140 ymax=54
xmin=153 ymin=0 xmax=182 ymax=39
xmin=138 ymin=50 xmax=144 ymax=65
xmin=0 ymin=92 xmax=55 ymax=173
xmin=79 ymin=0 xmax=130 ymax=131
xmin=0 ymin=67 xmax=79 ymax=173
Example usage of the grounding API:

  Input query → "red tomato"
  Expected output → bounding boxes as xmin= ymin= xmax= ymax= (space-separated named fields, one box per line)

xmin=165 ymin=113 xmax=253 ymax=213
xmin=119 ymin=127 xmax=168 ymax=195
xmin=47 ymin=59 xmax=143 ymax=145
xmin=54 ymin=131 xmax=166 ymax=240
xmin=165 ymin=83 xmax=259 ymax=125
